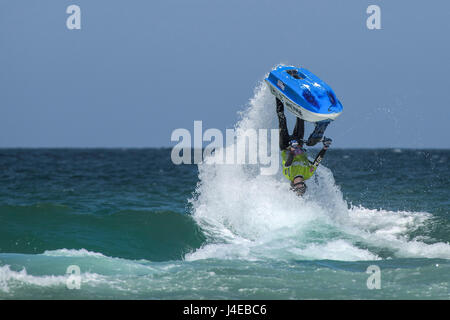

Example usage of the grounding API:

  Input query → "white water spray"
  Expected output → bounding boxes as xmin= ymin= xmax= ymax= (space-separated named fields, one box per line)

xmin=187 ymin=81 xmax=450 ymax=262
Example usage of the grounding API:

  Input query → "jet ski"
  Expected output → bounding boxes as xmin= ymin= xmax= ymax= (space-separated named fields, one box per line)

xmin=265 ymin=65 xmax=343 ymax=123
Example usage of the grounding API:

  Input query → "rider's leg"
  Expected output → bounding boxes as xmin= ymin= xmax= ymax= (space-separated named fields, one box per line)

xmin=276 ymin=98 xmax=290 ymax=150
xmin=292 ymin=117 xmax=305 ymax=146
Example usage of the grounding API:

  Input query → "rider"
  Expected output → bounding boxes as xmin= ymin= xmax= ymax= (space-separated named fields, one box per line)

xmin=276 ymin=98 xmax=332 ymax=196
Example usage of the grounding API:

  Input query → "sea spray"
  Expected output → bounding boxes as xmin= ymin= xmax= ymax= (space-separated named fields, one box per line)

xmin=188 ymin=81 xmax=450 ymax=262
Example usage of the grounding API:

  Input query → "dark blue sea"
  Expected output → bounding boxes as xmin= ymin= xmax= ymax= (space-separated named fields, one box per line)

xmin=0 ymin=147 xmax=448 ymax=299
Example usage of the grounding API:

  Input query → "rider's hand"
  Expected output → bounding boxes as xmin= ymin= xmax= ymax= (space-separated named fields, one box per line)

xmin=322 ymin=137 xmax=332 ymax=149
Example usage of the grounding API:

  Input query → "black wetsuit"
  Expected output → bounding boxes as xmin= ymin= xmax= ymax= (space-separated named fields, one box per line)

xmin=276 ymin=98 xmax=328 ymax=168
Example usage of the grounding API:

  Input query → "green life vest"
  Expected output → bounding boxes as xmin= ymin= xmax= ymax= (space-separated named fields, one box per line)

xmin=281 ymin=150 xmax=316 ymax=181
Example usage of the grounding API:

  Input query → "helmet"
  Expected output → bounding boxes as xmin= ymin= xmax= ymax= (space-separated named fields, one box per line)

xmin=291 ymin=176 xmax=307 ymax=196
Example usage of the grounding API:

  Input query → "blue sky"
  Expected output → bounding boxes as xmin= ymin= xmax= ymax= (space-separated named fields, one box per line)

xmin=1 ymin=0 xmax=449 ymax=148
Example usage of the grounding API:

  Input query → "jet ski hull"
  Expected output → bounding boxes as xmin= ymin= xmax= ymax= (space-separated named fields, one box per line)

xmin=265 ymin=65 xmax=343 ymax=122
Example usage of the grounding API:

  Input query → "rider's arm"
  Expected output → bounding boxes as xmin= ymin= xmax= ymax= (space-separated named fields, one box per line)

xmin=310 ymin=138 xmax=332 ymax=168
xmin=285 ymin=149 xmax=294 ymax=167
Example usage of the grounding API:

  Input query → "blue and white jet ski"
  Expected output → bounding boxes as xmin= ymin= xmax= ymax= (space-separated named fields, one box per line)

xmin=265 ymin=65 xmax=343 ymax=123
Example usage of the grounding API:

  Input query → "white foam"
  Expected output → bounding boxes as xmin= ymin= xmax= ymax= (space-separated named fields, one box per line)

xmin=42 ymin=248 xmax=107 ymax=258
xmin=188 ymin=80 xmax=450 ymax=262
xmin=289 ymin=240 xmax=380 ymax=261
xmin=343 ymin=206 xmax=450 ymax=259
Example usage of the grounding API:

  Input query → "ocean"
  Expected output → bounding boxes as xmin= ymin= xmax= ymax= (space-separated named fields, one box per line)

xmin=0 ymin=85 xmax=449 ymax=299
